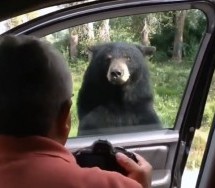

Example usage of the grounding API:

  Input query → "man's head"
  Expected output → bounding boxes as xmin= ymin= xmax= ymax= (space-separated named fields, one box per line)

xmin=0 ymin=35 xmax=72 ymax=144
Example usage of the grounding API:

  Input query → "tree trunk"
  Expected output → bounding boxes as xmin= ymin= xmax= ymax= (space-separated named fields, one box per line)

xmin=141 ymin=18 xmax=150 ymax=46
xmin=99 ymin=19 xmax=110 ymax=42
xmin=69 ymin=29 xmax=79 ymax=62
xmin=172 ymin=10 xmax=187 ymax=63
xmin=86 ymin=22 xmax=95 ymax=61
xmin=87 ymin=22 xmax=95 ymax=42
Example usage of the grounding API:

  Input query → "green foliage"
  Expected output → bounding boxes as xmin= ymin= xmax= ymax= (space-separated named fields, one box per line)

xmin=151 ymin=51 xmax=170 ymax=62
xmin=149 ymin=61 xmax=191 ymax=127
xmin=69 ymin=60 xmax=88 ymax=137
xmin=110 ymin=16 xmax=138 ymax=42
xmin=130 ymin=15 xmax=146 ymax=42
xmin=150 ymin=10 xmax=206 ymax=62
xmin=52 ymin=34 xmax=70 ymax=61
xmin=150 ymin=11 xmax=175 ymax=56
xmin=46 ymin=9 xmax=206 ymax=64
xmin=183 ymin=10 xmax=207 ymax=60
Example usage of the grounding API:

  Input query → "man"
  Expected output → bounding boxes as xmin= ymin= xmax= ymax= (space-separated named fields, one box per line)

xmin=0 ymin=35 xmax=152 ymax=188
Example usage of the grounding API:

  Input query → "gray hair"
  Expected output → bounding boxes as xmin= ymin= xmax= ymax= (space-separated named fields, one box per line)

xmin=0 ymin=35 xmax=72 ymax=136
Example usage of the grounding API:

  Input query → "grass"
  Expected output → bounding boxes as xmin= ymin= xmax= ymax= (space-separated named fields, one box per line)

xmin=186 ymin=127 xmax=210 ymax=169
xmin=69 ymin=60 xmax=88 ymax=137
xmin=149 ymin=61 xmax=192 ymax=128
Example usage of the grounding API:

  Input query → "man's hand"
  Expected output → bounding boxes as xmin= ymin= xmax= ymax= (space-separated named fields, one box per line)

xmin=116 ymin=152 xmax=152 ymax=188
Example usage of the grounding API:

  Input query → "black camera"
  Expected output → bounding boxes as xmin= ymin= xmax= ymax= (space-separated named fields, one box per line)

xmin=73 ymin=140 xmax=138 ymax=175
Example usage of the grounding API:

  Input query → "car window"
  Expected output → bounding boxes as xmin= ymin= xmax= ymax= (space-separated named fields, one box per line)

xmin=41 ymin=9 xmax=207 ymax=137
xmin=0 ymin=7 xmax=59 ymax=34
xmin=182 ymin=72 xmax=215 ymax=188
xmin=0 ymin=1 xmax=99 ymax=34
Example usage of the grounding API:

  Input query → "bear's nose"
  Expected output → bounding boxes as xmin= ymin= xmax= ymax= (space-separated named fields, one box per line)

xmin=111 ymin=70 xmax=123 ymax=78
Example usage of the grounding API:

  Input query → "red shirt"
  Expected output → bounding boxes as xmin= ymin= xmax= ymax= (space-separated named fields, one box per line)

xmin=0 ymin=136 xmax=142 ymax=188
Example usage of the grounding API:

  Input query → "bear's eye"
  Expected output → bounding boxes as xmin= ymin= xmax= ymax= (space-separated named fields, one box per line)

xmin=106 ymin=54 xmax=112 ymax=59
xmin=125 ymin=56 xmax=131 ymax=62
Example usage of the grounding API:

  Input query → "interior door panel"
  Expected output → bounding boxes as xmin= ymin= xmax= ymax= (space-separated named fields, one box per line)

xmin=66 ymin=130 xmax=179 ymax=188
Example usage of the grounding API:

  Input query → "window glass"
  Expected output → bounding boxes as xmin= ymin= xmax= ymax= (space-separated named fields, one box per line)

xmin=0 ymin=1 xmax=98 ymax=34
xmin=42 ymin=9 xmax=207 ymax=137
xmin=182 ymin=73 xmax=215 ymax=188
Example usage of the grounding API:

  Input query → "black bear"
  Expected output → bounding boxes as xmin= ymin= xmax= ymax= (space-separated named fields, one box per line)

xmin=77 ymin=42 xmax=161 ymax=135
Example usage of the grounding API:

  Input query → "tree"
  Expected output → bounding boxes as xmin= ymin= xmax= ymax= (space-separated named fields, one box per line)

xmin=98 ymin=19 xmax=110 ymax=42
xmin=85 ymin=22 xmax=95 ymax=60
xmin=69 ymin=30 xmax=79 ymax=61
xmin=141 ymin=19 xmax=151 ymax=46
xmin=87 ymin=22 xmax=95 ymax=43
xmin=172 ymin=10 xmax=187 ymax=63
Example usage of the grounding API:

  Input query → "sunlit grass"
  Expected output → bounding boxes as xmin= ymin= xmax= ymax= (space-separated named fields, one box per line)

xmin=149 ymin=61 xmax=192 ymax=128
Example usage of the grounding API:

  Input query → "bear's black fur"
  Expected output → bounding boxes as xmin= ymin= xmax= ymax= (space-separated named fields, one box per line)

xmin=77 ymin=42 xmax=161 ymax=135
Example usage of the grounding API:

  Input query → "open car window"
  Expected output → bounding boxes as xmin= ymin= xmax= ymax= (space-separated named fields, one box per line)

xmin=40 ymin=9 xmax=207 ymax=137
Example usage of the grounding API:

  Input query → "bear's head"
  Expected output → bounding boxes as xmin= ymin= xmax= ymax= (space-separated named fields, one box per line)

xmin=88 ymin=42 xmax=155 ymax=86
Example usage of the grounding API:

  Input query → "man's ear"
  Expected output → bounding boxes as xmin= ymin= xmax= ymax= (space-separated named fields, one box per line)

xmin=57 ymin=100 xmax=72 ymax=138
xmin=136 ymin=44 xmax=156 ymax=56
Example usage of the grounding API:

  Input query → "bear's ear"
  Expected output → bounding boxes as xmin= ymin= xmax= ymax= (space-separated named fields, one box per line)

xmin=87 ymin=45 xmax=101 ymax=53
xmin=87 ymin=45 xmax=99 ymax=61
xmin=136 ymin=45 xmax=156 ymax=56
xmin=87 ymin=45 xmax=95 ymax=53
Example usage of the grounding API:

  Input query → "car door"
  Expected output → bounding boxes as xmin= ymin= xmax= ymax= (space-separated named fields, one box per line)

xmin=1 ymin=0 xmax=215 ymax=188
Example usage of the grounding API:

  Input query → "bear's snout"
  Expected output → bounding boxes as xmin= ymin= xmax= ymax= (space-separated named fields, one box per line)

xmin=110 ymin=68 xmax=124 ymax=79
xmin=107 ymin=58 xmax=130 ymax=85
